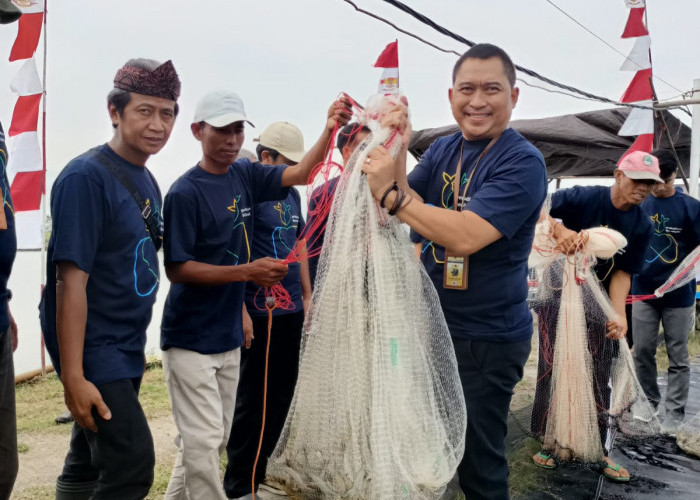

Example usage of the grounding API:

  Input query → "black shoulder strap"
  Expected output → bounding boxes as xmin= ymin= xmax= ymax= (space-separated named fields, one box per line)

xmin=93 ymin=149 xmax=162 ymax=251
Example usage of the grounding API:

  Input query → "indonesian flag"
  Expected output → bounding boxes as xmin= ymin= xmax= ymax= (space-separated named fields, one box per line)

xmin=374 ymin=41 xmax=399 ymax=95
xmin=618 ymin=100 xmax=654 ymax=136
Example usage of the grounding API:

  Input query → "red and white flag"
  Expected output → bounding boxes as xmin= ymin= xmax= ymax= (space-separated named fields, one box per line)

xmin=624 ymin=0 xmax=645 ymax=8
xmin=7 ymin=0 xmax=46 ymax=249
xmin=374 ymin=41 xmax=399 ymax=95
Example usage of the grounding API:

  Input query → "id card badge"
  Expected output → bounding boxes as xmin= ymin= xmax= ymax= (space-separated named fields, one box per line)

xmin=443 ymin=251 xmax=468 ymax=290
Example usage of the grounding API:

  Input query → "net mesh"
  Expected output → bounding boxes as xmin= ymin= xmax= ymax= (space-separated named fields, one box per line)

xmin=266 ymin=95 xmax=467 ymax=500
xmin=525 ymin=217 xmax=660 ymax=464
xmin=678 ymin=411 xmax=700 ymax=458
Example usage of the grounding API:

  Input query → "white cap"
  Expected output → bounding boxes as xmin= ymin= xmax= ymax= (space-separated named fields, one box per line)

xmin=193 ymin=89 xmax=254 ymax=128
xmin=255 ymin=122 xmax=306 ymax=163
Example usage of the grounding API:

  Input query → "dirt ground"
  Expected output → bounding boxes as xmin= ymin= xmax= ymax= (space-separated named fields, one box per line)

xmin=12 ymin=414 xmax=179 ymax=499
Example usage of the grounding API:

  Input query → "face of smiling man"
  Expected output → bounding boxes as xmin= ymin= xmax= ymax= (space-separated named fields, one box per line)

xmin=449 ymin=56 xmax=519 ymax=141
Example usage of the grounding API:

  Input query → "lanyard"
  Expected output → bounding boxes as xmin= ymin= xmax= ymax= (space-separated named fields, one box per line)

xmin=452 ymin=134 xmax=501 ymax=212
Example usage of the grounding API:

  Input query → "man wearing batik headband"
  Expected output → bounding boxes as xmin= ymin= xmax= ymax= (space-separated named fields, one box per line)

xmin=40 ymin=58 xmax=180 ymax=500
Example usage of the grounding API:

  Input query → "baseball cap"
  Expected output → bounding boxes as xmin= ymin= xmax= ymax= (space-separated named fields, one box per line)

xmin=617 ymin=151 xmax=663 ymax=183
xmin=193 ymin=89 xmax=254 ymax=128
xmin=255 ymin=122 xmax=306 ymax=163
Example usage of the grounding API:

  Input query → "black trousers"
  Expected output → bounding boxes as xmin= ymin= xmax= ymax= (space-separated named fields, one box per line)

xmin=0 ymin=327 xmax=17 ymax=500
xmin=59 ymin=378 xmax=154 ymax=500
xmin=454 ymin=337 xmax=531 ymax=500
xmin=224 ymin=311 xmax=304 ymax=498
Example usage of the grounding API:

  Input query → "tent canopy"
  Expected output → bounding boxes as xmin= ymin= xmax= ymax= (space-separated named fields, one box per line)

xmin=408 ymin=107 xmax=691 ymax=179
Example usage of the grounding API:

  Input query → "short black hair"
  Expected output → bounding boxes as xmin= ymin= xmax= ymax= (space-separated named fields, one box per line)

xmin=337 ymin=123 xmax=370 ymax=151
xmin=651 ymin=149 xmax=678 ymax=179
xmin=452 ymin=43 xmax=516 ymax=88
xmin=107 ymin=58 xmax=180 ymax=129
xmin=256 ymin=143 xmax=280 ymax=162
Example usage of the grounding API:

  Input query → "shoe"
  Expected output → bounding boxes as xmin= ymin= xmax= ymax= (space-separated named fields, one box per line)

xmin=55 ymin=410 xmax=74 ymax=425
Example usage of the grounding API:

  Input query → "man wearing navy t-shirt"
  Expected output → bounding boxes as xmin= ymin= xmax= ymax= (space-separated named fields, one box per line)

xmin=224 ymin=121 xmax=311 ymax=497
xmin=0 ymin=121 xmax=18 ymax=500
xmin=632 ymin=150 xmax=700 ymax=436
xmin=362 ymin=44 xmax=547 ymax=500
xmin=306 ymin=122 xmax=370 ymax=286
xmin=159 ymin=90 xmax=351 ymax=500
xmin=41 ymin=59 xmax=181 ymax=499
xmin=534 ymin=150 xmax=658 ymax=480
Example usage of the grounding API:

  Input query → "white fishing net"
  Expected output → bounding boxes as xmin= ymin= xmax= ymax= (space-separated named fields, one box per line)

xmin=677 ymin=412 xmax=700 ymax=457
xmin=266 ymin=95 xmax=467 ymax=499
xmin=527 ymin=218 xmax=660 ymax=463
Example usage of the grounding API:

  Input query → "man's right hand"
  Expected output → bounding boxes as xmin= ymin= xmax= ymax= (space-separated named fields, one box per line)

xmin=247 ymin=257 xmax=288 ymax=287
xmin=63 ymin=376 xmax=112 ymax=433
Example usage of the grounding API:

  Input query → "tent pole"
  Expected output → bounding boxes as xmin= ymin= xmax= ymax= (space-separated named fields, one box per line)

xmin=690 ymin=78 xmax=700 ymax=199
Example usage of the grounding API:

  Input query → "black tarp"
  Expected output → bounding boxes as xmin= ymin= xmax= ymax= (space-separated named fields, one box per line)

xmin=408 ymin=108 xmax=691 ymax=179
xmin=508 ymin=362 xmax=700 ymax=500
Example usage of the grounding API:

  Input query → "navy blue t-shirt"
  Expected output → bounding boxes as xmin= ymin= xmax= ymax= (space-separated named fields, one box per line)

xmin=631 ymin=189 xmax=700 ymax=308
xmin=408 ymin=128 xmax=547 ymax=343
xmin=306 ymin=177 xmax=339 ymax=285
xmin=550 ymin=185 xmax=652 ymax=292
xmin=161 ymin=159 xmax=288 ymax=353
xmin=41 ymin=144 xmax=162 ymax=386
xmin=0 ymin=123 xmax=17 ymax=333
xmin=245 ymin=188 xmax=305 ymax=316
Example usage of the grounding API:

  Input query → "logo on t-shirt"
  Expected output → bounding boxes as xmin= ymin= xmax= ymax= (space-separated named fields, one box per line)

xmin=227 ymin=195 xmax=251 ymax=264
xmin=271 ymin=201 xmax=298 ymax=259
xmin=647 ymin=213 xmax=679 ymax=264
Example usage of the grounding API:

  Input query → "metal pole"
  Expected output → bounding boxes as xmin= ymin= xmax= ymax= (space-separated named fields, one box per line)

xmin=690 ymin=79 xmax=700 ymax=199
xmin=39 ymin=0 xmax=48 ymax=375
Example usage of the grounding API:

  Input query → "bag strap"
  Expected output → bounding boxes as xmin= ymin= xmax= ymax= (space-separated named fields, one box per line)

xmin=93 ymin=149 xmax=162 ymax=251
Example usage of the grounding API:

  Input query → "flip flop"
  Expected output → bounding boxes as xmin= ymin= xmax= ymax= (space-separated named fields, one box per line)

xmin=602 ymin=462 xmax=631 ymax=482
xmin=533 ymin=451 xmax=556 ymax=469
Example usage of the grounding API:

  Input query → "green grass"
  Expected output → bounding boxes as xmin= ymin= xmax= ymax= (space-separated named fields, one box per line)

xmin=15 ymin=373 xmax=71 ymax=434
xmin=508 ymin=437 xmax=546 ymax=498
xmin=11 ymin=485 xmax=53 ymax=500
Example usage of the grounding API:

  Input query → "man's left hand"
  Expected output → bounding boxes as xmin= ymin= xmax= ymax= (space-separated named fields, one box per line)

xmin=326 ymin=96 xmax=353 ymax=132
xmin=606 ymin=314 xmax=627 ymax=340
xmin=362 ymin=146 xmax=396 ymax=200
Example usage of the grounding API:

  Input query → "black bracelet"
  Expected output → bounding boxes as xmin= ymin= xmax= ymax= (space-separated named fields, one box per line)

xmin=388 ymin=188 xmax=406 ymax=216
xmin=379 ymin=182 xmax=399 ymax=208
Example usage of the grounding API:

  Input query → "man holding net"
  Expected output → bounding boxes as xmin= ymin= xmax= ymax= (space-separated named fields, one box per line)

xmin=362 ymin=43 xmax=547 ymax=500
xmin=159 ymin=90 xmax=351 ymax=500
xmin=224 ymin=121 xmax=311 ymax=497
xmin=532 ymin=151 xmax=659 ymax=480
xmin=631 ymin=150 xmax=700 ymax=437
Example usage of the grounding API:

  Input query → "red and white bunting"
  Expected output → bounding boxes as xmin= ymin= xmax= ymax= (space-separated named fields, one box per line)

xmin=618 ymin=4 xmax=654 ymax=157
xmin=7 ymin=0 xmax=46 ymax=249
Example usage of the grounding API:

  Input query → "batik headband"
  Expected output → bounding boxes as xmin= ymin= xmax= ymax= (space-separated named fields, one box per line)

xmin=113 ymin=60 xmax=181 ymax=101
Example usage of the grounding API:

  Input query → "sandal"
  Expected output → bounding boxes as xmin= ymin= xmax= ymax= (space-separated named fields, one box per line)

xmin=532 ymin=451 xmax=556 ymax=469
xmin=601 ymin=461 xmax=630 ymax=482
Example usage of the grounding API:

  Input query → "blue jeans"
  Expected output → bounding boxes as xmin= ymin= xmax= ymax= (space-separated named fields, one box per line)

xmin=59 ymin=378 xmax=154 ymax=499
xmin=0 ymin=327 xmax=17 ymax=500
xmin=453 ymin=337 xmax=531 ymax=500
xmin=632 ymin=301 xmax=694 ymax=422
